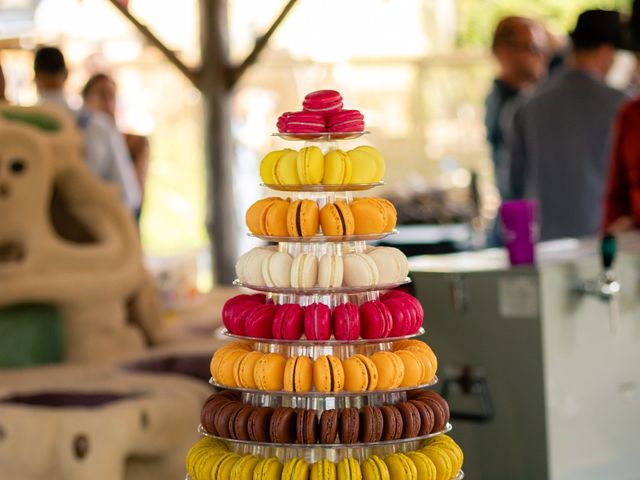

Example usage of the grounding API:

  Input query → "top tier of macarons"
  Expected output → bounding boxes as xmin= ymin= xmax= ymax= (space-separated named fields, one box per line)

xmin=277 ymin=90 xmax=365 ymax=138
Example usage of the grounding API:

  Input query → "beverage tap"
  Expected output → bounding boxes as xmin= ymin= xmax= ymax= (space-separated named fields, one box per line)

xmin=574 ymin=235 xmax=621 ymax=333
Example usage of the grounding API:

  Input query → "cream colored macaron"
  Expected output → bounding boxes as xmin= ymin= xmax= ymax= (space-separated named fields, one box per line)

xmin=290 ymin=253 xmax=319 ymax=288
xmin=317 ymin=253 xmax=344 ymax=288
xmin=343 ymin=252 xmax=379 ymax=287
xmin=367 ymin=246 xmax=409 ymax=284
xmin=261 ymin=251 xmax=293 ymax=288
xmin=235 ymin=247 xmax=273 ymax=286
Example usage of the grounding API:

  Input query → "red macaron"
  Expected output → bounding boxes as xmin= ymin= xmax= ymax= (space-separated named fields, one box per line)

xmin=303 ymin=90 xmax=344 ymax=113
xmin=304 ymin=303 xmax=332 ymax=341
xmin=222 ymin=294 xmax=266 ymax=335
xmin=272 ymin=303 xmax=305 ymax=340
xmin=245 ymin=303 xmax=277 ymax=339
xmin=325 ymin=109 xmax=364 ymax=133
xmin=359 ymin=300 xmax=393 ymax=339
xmin=279 ymin=111 xmax=326 ymax=133
xmin=333 ymin=302 xmax=360 ymax=340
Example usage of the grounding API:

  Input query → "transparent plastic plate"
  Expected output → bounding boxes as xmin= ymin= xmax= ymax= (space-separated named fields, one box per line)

xmin=272 ymin=131 xmax=369 ymax=141
xmin=233 ymin=278 xmax=411 ymax=295
xmin=197 ymin=423 xmax=452 ymax=448
xmin=260 ymin=181 xmax=383 ymax=193
xmin=189 ymin=470 xmax=461 ymax=480
xmin=209 ymin=376 xmax=438 ymax=398
xmin=222 ymin=327 xmax=425 ymax=346
xmin=248 ymin=229 xmax=397 ymax=243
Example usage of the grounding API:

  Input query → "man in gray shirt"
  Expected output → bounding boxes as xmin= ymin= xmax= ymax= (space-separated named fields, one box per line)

xmin=508 ymin=10 xmax=629 ymax=241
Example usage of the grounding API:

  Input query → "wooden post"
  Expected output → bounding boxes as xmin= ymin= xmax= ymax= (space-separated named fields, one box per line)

xmin=200 ymin=0 xmax=237 ymax=285
xmin=107 ymin=0 xmax=299 ymax=285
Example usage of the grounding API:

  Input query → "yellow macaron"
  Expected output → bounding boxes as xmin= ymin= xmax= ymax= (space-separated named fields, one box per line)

xmin=284 ymin=355 xmax=314 ymax=393
xmin=370 ymin=351 xmax=404 ymax=390
xmin=313 ymin=355 xmax=345 ymax=393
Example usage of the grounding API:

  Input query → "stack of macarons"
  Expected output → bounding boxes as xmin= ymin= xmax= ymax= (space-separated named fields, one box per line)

xmin=201 ymin=390 xmax=450 ymax=444
xmin=209 ymin=340 xmax=437 ymax=392
xmin=235 ymin=247 xmax=408 ymax=289
xmin=259 ymin=146 xmax=385 ymax=186
xmin=185 ymin=434 xmax=463 ymax=480
xmin=246 ymin=196 xmax=396 ymax=237
xmin=222 ymin=290 xmax=423 ymax=341
xmin=277 ymin=90 xmax=365 ymax=134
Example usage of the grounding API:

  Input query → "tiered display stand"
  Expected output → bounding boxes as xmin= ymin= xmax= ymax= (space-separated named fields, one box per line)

xmin=187 ymin=131 xmax=463 ymax=479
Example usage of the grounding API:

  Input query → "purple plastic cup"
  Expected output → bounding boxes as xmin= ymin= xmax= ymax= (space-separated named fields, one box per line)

xmin=499 ymin=200 xmax=538 ymax=266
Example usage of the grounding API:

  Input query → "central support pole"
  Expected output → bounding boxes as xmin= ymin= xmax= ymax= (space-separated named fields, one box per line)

xmin=200 ymin=0 xmax=237 ymax=284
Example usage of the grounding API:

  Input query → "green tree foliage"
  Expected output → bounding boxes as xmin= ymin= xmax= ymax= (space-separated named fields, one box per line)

xmin=456 ymin=0 xmax=630 ymax=48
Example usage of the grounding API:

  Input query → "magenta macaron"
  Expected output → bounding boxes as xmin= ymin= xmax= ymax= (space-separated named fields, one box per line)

xmin=332 ymin=302 xmax=360 ymax=340
xmin=304 ymin=303 xmax=332 ymax=341
xmin=279 ymin=111 xmax=326 ymax=134
xmin=303 ymin=90 xmax=344 ymax=113
xmin=222 ymin=294 xmax=266 ymax=335
xmin=244 ymin=303 xmax=277 ymax=339
xmin=272 ymin=303 xmax=305 ymax=340
xmin=325 ymin=109 xmax=364 ymax=133
xmin=359 ymin=300 xmax=393 ymax=339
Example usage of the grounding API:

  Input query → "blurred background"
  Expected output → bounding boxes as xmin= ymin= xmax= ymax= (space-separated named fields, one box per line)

xmin=2 ymin=1 xmax=640 ymax=479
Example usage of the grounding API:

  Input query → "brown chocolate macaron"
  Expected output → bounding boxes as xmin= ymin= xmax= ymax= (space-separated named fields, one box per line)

xmin=396 ymin=402 xmax=421 ymax=439
xmin=380 ymin=405 xmax=403 ymax=441
xmin=296 ymin=408 xmax=318 ymax=444
xmin=247 ymin=406 xmax=274 ymax=442
xmin=270 ymin=407 xmax=297 ymax=443
xmin=358 ymin=406 xmax=384 ymax=443
xmin=409 ymin=399 xmax=434 ymax=435
xmin=339 ymin=407 xmax=360 ymax=444
xmin=215 ymin=401 xmax=243 ymax=438
xmin=229 ymin=404 xmax=253 ymax=440
xmin=419 ymin=397 xmax=447 ymax=432
xmin=319 ymin=409 xmax=338 ymax=444
xmin=419 ymin=391 xmax=450 ymax=424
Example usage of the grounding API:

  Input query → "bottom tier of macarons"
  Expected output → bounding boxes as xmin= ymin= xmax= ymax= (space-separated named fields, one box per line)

xmin=186 ymin=434 xmax=463 ymax=480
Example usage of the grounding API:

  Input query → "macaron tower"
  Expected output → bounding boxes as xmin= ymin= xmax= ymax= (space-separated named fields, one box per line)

xmin=185 ymin=90 xmax=464 ymax=480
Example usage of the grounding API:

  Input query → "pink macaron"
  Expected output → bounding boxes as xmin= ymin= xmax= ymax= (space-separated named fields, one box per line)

xmin=280 ymin=111 xmax=326 ymax=133
xmin=325 ymin=109 xmax=364 ymax=133
xmin=381 ymin=290 xmax=424 ymax=333
xmin=304 ymin=303 xmax=332 ymax=341
xmin=222 ymin=294 xmax=265 ymax=335
xmin=359 ymin=300 xmax=393 ymax=339
xmin=303 ymin=90 xmax=343 ymax=113
xmin=384 ymin=298 xmax=415 ymax=336
xmin=277 ymin=112 xmax=294 ymax=132
xmin=333 ymin=302 xmax=360 ymax=340
xmin=245 ymin=303 xmax=277 ymax=339
xmin=272 ymin=303 xmax=305 ymax=340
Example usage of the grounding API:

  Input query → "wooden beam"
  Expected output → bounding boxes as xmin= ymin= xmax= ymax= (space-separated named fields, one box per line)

xmin=105 ymin=0 xmax=201 ymax=89
xmin=200 ymin=0 xmax=237 ymax=285
xmin=229 ymin=0 xmax=299 ymax=86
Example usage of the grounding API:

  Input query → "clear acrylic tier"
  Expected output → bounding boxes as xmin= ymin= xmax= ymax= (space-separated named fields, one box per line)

xmin=222 ymin=326 xmax=425 ymax=346
xmin=198 ymin=423 xmax=452 ymax=448
xmin=248 ymin=229 xmax=397 ymax=243
xmin=218 ymin=337 xmax=425 ymax=360
xmin=261 ymin=181 xmax=383 ymax=193
xmin=209 ymin=377 xmax=437 ymax=398
xmin=272 ymin=131 xmax=369 ymax=141
xmin=233 ymin=278 xmax=411 ymax=295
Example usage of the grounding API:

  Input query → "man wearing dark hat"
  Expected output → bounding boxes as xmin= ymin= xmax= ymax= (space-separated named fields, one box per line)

xmin=507 ymin=10 xmax=629 ymax=241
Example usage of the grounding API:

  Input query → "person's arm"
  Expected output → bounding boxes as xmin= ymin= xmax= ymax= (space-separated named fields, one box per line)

xmin=602 ymin=107 xmax=632 ymax=232
xmin=506 ymin=104 xmax=527 ymax=199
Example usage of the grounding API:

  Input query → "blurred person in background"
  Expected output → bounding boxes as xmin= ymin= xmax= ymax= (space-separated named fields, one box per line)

xmin=0 ymin=61 xmax=6 ymax=103
xmin=34 ymin=46 xmax=73 ymax=114
xmin=484 ymin=16 xmax=548 ymax=246
xmin=485 ymin=16 xmax=549 ymax=200
xmin=603 ymin=0 xmax=640 ymax=233
xmin=82 ymin=73 xmax=148 ymax=218
xmin=508 ymin=10 xmax=629 ymax=241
